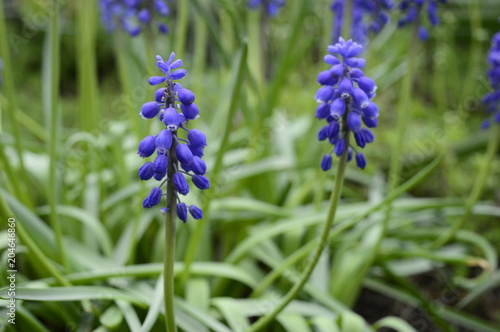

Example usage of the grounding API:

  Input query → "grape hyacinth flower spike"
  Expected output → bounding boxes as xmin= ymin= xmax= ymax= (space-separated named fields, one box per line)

xmin=482 ymin=28 xmax=500 ymax=129
xmin=248 ymin=0 xmax=286 ymax=17
xmin=138 ymin=52 xmax=209 ymax=223
xmin=316 ymin=37 xmax=378 ymax=170
xmin=330 ymin=0 xmax=394 ymax=45
xmin=246 ymin=38 xmax=378 ymax=332
xmin=398 ymin=0 xmax=446 ymax=41
xmin=99 ymin=0 xmax=170 ymax=36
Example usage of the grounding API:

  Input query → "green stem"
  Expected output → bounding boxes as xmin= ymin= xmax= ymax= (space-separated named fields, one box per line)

xmin=0 ymin=0 xmax=33 ymax=208
xmin=387 ymin=28 xmax=417 ymax=194
xmin=48 ymin=0 xmax=69 ymax=273
xmin=433 ymin=125 xmax=500 ymax=247
xmin=378 ymin=25 xmax=419 ymax=252
xmin=173 ymin=0 xmax=189 ymax=58
xmin=180 ymin=43 xmax=247 ymax=286
xmin=248 ymin=153 xmax=444 ymax=298
xmin=77 ymin=0 xmax=99 ymax=132
xmin=164 ymin=131 xmax=178 ymax=332
xmin=192 ymin=6 xmax=208 ymax=93
xmin=114 ymin=32 xmax=146 ymax=264
xmin=247 ymin=10 xmax=264 ymax=96
xmin=246 ymin=124 xmax=350 ymax=332
xmin=114 ymin=32 xmax=142 ymax=139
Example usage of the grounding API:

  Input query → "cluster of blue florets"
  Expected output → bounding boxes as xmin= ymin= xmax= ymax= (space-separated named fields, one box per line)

xmin=248 ymin=0 xmax=285 ymax=17
xmin=482 ymin=30 xmax=500 ymax=129
xmin=331 ymin=0 xmax=393 ymax=45
xmin=398 ymin=0 xmax=445 ymax=40
xmin=137 ymin=53 xmax=209 ymax=222
xmin=99 ymin=0 xmax=170 ymax=36
xmin=315 ymin=38 xmax=379 ymax=171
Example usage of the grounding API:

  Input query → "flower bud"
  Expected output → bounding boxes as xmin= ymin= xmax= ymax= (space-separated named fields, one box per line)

xmin=173 ymin=172 xmax=189 ymax=195
xmin=138 ymin=135 xmax=156 ymax=158
xmin=192 ymin=175 xmax=210 ymax=190
xmin=176 ymin=144 xmax=193 ymax=165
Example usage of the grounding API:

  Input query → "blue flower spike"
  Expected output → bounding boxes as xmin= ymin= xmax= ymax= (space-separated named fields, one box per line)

xmin=137 ymin=52 xmax=209 ymax=223
xmin=482 ymin=28 xmax=500 ymax=128
xmin=398 ymin=0 xmax=446 ymax=41
xmin=99 ymin=0 xmax=171 ymax=37
xmin=248 ymin=0 xmax=286 ymax=16
xmin=315 ymin=38 xmax=379 ymax=171
xmin=331 ymin=0 xmax=394 ymax=45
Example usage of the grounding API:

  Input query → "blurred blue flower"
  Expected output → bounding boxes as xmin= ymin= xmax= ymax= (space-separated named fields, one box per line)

xmin=482 ymin=29 xmax=500 ymax=129
xmin=331 ymin=0 xmax=394 ymax=45
xmin=248 ymin=0 xmax=285 ymax=17
xmin=315 ymin=38 xmax=379 ymax=170
xmin=0 ymin=57 xmax=3 ymax=85
xmin=138 ymin=52 xmax=209 ymax=222
xmin=99 ymin=0 xmax=170 ymax=36
xmin=398 ymin=0 xmax=445 ymax=41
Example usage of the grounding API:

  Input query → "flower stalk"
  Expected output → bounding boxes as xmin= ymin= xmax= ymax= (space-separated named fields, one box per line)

xmin=246 ymin=120 xmax=350 ymax=332
xmin=164 ymin=133 xmax=178 ymax=332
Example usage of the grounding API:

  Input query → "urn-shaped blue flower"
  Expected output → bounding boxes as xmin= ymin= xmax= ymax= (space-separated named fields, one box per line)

xmin=138 ymin=52 xmax=209 ymax=223
xmin=315 ymin=38 xmax=379 ymax=170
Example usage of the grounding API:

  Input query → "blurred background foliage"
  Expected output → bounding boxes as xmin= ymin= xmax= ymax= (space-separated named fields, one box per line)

xmin=1 ymin=0 xmax=500 ymax=331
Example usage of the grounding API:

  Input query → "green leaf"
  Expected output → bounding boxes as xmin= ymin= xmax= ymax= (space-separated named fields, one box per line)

xmin=37 ymin=205 xmax=113 ymax=256
xmin=337 ymin=311 xmax=368 ymax=332
xmin=277 ymin=313 xmax=311 ymax=332
xmin=99 ymin=305 xmax=123 ymax=329
xmin=372 ymin=317 xmax=418 ymax=332
xmin=212 ymin=297 xmax=251 ymax=332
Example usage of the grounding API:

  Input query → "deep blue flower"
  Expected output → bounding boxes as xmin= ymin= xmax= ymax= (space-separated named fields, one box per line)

xmin=191 ymin=156 xmax=207 ymax=175
xmin=248 ymin=0 xmax=286 ymax=17
xmin=188 ymin=205 xmax=203 ymax=219
xmin=140 ymin=101 xmax=160 ymax=119
xmin=331 ymin=0 xmax=394 ymax=45
xmin=139 ymin=162 xmax=155 ymax=180
xmin=192 ymin=175 xmax=210 ymax=190
xmin=173 ymin=172 xmax=189 ymax=195
xmin=177 ymin=202 xmax=188 ymax=222
xmin=143 ymin=187 xmax=163 ymax=208
xmin=321 ymin=154 xmax=333 ymax=171
xmin=138 ymin=52 xmax=209 ymax=222
xmin=98 ymin=0 xmax=170 ymax=37
xmin=187 ymin=129 xmax=207 ymax=148
xmin=153 ymin=154 xmax=168 ymax=173
xmin=176 ymin=144 xmax=194 ymax=165
xmin=181 ymin=103 xmax=199 ymax=120
xmin=355 ymin=152 xmax=367 ymax=169
xmin=138 ymin=135 xmax=156 ymax=158
xmin=316 ymin=38 xmax=379 ymax=170
xmin=482 ymin=28 xmax=500 ymax=128
xmin=178 ymin=88 xmax=196 ymax=105
xmin=398 ymin=0 xmax=445 ymax=40
xmin=156 ymin=129 xmax=173 ymax=154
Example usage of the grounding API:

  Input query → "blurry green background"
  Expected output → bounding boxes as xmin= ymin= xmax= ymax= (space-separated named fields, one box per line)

xmin=1 ymin=0 xmax=500 ymax=331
